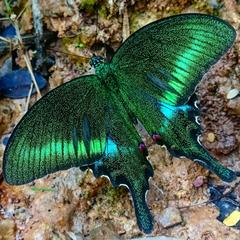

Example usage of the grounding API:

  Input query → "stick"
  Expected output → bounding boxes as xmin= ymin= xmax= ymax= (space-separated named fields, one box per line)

xmin=122 ymin=7 xmax=130 ymax=42
xmin=25 ymin=83 xmax=33 ymax=112
xmin=0 ymin=36 xmax=11 ymax=43
xmin=32 ymin=0 xmax=44 ymax=70
xmin=23 ymin=53 xmax=41 ymax=98
xmin=12 ymin=19 xmax=41 ymax=98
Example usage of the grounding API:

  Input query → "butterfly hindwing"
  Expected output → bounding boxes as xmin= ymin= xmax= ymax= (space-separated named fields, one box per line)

xmin=111 ymin=14 xmax=236 ymax=182
xmin=94 ymin=140 xmax=153 ymax=233
xmin=157 ymin=102 xmax=236 ymax=182
xmin=92 ymin=92 xmax=154 ymax=233
xmin=3 ymin=75 xmax=108 ymax=185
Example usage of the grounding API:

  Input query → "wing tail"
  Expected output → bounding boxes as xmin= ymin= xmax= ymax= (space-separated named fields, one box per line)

xmin=193 ymin=155 xmax=236 ymax=182
xmin=128 ymin=180 xmax=153 ymax=233
xmin=157 ymin=102 xmax=236 ymax=182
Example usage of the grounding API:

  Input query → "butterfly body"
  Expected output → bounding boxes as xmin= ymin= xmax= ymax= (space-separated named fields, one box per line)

xmin=3 ymin=14 xmax=237 ymax=234
xmin=90 ymin=57 xmax=120 ymax=93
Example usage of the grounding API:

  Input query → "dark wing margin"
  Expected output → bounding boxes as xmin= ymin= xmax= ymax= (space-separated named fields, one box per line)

xmin=3 ymin=75 xmax=108 ymax=185
xmin=111 ymin=13 xmax=236 ymax=106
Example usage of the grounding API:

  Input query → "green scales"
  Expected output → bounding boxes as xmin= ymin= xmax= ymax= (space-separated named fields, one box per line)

xmin=3 ymin=14 xmax=237 ymax=233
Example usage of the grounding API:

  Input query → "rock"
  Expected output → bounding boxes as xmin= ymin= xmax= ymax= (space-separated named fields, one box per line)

xmin=131 ymin=236 xmax=179 ymax=240
xmin=227 ymin=88 xmax=239 ymax=100
xmin=0 ymin=219 xmax=15 ymax=239
xmin=158 ymin=207 xmax=182 ymax=228
xmin=207 ymin=132 xmax=215 ymax=143
xmin=193 ymin=176 xmax=205 ymax=188
xmin=87 ymin=222 xmax=121 ymax=240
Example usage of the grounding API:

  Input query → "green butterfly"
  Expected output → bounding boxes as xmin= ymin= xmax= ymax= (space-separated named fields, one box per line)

xmin=3 ymin=14 xmax=237 ymax=233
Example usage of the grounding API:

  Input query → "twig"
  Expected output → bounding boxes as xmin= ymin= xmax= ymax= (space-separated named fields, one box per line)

xmin=16 ymin=1 xmax=29 ymax=20
xmin=2 ymin=1 xmax=42 ymax=98
xmin=0 ymin=32 xmax=56 ymax=54
xmin=32 ymin=0 xmax=44 ymax=71
xmin=0 ymin=36 xmax=11 ymax=43
xmin=23 ymin=53 xmax=41 ymax=98
xmin=32 ymin=0 xmax=43 ymax=31
xmin=122 ymin=6 xmax=130 ymax=42
xmin=25 ymin=83 xmax=33 ymax=112
xmin=12 ymin=19 xmax=41 ymax=98
xmin=47 ymin=48 xmax=91 ymax=59
xmin=0 ymin=17 xmax=9 ymax=21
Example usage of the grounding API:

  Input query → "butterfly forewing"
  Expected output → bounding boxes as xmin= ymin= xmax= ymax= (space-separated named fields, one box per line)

xmin=3 ymin=75 xmax=108 ymax=185
xmin=111 ymin=14 xmax=236 ymax=106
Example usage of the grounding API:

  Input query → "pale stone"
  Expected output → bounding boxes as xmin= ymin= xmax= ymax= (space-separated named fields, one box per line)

xmin=158 ymin=207 xmax=182 ymax=228
xmin=227 ymin=89 xmax=239 ymax=100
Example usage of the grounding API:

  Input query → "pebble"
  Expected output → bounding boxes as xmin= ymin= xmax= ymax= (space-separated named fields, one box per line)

xmin=158 ymin=207 xmax=182 ymax=228
xmin=207 ymin=132 xmax=215 ymax=143
xmin=227 ymin=88 xmax=239 ymax=100
xmin=193 ymin=176 xmax=204 ymax=188
xmin=132 ymin=237 xmax=179 ymax=240
xmin=87 ymin=222 xmax=121 ymax=240
xmin=0 ymin=219 xmax=15 ymax=239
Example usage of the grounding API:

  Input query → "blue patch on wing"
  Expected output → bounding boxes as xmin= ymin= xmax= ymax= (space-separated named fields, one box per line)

xmin=159 ymin=102 xmax=191 ymax=120
xmin=105 ymin=137 xmax=118 ymax=157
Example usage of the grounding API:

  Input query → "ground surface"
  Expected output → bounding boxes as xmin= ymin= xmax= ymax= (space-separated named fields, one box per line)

xmin=0 ymin=0 xmax=240 ymax=239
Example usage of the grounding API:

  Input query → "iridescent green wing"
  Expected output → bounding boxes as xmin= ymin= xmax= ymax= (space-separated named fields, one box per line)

xmin=111 ymin=13 xmax=236 ymax=105
xmin=111 ymin=14 xmax=236 ymax=182
xmin=3 ymin=75 xmax=108 ymax=185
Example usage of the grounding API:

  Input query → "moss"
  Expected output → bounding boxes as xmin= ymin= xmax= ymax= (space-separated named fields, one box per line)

xmin=102 ymin=185 xmax=128 ymax=204
xmin=75 ymin=42 xmax=86 ymax=49
xmin=80 ymin=0 xmax=97 ymax=12
xmin=98 ymin=4 xmax=108 ymax=18
xmin=61 ymin=35 xmax=88 ymax=65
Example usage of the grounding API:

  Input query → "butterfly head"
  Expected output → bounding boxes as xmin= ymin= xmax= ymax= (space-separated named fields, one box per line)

xmin=90 ymin=55 xmax=105 ymax=69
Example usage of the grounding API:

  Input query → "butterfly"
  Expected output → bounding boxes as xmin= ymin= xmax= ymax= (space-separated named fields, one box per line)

xmin=3 ymin=14 xmax=237 ymax=233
